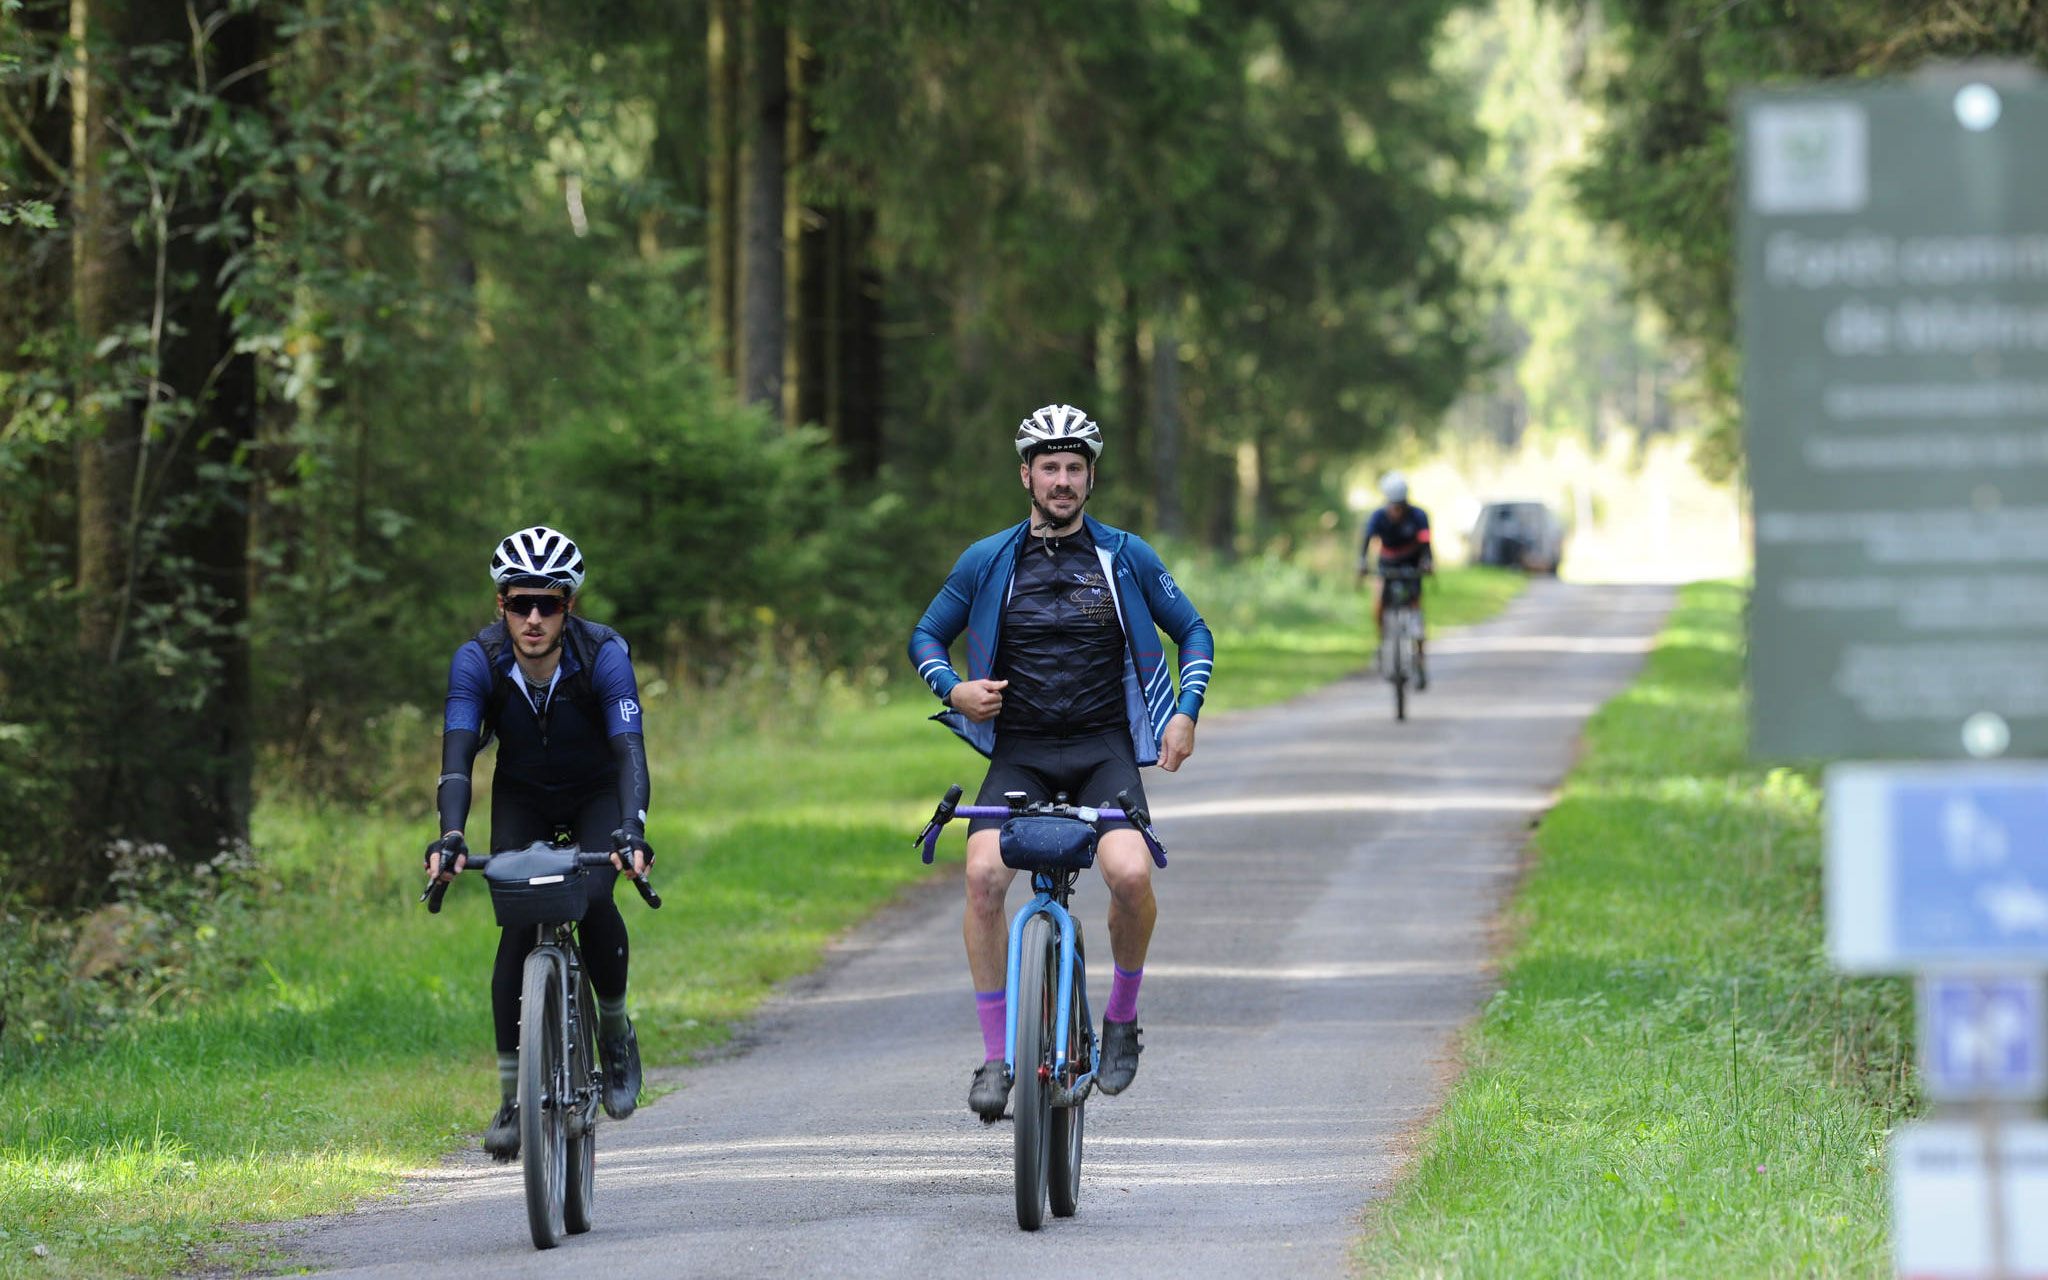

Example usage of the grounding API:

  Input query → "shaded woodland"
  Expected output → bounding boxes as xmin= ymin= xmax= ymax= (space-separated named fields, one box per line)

xmin=1 ymin=0 xmax=1490 ymax=902
xmin=11 ymin=0 xmax=2027 ymax=907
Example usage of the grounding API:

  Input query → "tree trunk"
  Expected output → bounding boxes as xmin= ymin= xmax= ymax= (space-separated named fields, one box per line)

xmin=64 ymin=0 xmax=267 ymax=882
xmin=1235 ymin=437 xmax=1263 ymax=556
xmin=151 ymin=1 xmax=266 ymax=850
xmin=1116 ymin=293 xmax=1147 ymax=521
xmin=833 ymin=206 xmax=885 ymax=479
xmin=784 ymin=32 xmax=810 ymax=430
xmin=737 ymin=2 xmax=786 ymax=412
xmin=782 ymin=35 xmax=882 ymax=470
xmin=1203 ymin=441 xmax=1236 ymax=557
xmin=70 ymin=0 xmax=137 ymax=664
xmin=706 ymin=0 xmax=739 ymax=376
xmin=0 ymin=4 xmax=72 ymax=585
xmin=1148 ymin=286 xmax=1184 ymax=539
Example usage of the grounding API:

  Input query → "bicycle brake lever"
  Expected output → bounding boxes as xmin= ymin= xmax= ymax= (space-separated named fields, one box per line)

xmin=631 ymin=872 xmax=662 ymax=909
xmin=1115 ymin=789 xmax=1169 ymax=868
xmin=914 ymin=785 xmax=965 ymax=862
xmin=421 ymin=845 xmax=460 ymax=911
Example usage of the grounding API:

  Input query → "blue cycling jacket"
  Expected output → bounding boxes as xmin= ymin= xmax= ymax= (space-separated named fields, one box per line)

xmin=909 ymin=515 xmax=1214 ymax=765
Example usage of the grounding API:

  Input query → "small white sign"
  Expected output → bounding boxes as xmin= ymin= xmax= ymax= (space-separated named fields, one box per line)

xmin=1748 ymin=101 xmax=1869 ymax=214
xmin=1893 ymin=1121 xmax=2048 ymax=1277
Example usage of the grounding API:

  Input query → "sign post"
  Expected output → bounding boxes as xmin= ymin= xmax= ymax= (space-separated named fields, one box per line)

xmin=1740 ymin=68 xmax=2048 ymax=1280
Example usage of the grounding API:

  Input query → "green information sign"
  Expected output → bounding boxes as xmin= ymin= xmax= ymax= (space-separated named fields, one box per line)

xmin=1741 ymin=73 xmax=2048 ymax=759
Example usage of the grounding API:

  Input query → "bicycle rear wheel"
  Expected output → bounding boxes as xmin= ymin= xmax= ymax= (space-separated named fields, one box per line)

xmin=564 ymin=965 xmax=597 ymax=1235
xmin=1047 ymin=927 xmax=1087 ymax=1218
xmin=518 ymin=951 xmax=567 ymax=1249
xmin=1013 ymin=913 xmax=1056 ymax=1231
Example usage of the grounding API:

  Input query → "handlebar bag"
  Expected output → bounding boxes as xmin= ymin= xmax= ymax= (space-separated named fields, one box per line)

xmin=999 ymin=816 xmax=1098 ymax=873
xmin=483 ymin=842 xmax=589 ymax=930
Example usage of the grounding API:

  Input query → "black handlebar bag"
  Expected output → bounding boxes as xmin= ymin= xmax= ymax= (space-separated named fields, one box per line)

xmin=999 ymin=816 xmax=1098 ymax=873
xmin=483 ymin=842 xmax=590 ymax=929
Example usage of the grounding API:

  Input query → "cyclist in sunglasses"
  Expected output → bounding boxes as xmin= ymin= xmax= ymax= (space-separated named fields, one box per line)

xmin=423 ymin=525 xmax=654 ymax=1161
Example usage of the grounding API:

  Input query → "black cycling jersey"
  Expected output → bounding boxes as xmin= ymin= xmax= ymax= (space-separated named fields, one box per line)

xmin=993 ymin=524 xmax=1127 ymax=738
xmin=1362 ymin=503 xmax=1433 ymax=568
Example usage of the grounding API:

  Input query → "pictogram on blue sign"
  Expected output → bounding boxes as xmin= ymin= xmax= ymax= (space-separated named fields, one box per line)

xmin=1919 ymin=975 xmax=2047 ymax=1102
xmin=1894 ymin=787 xmax=2048 ymax=956
xmin=1827 ymin=764 xmax=2048 ymax=970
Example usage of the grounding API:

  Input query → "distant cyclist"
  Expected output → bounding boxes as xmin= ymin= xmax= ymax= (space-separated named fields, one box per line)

xmin=909 ymin=404 xmax=1214 ymax=1122
xmin=424 ymin=526 xmax=653 ymax=1160
xmin=1356 ymin=471 xmax=1434 ymax=689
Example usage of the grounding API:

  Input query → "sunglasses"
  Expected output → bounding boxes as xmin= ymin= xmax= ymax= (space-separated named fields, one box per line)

xmin=502 ymin=593 xmax=569 ymax=619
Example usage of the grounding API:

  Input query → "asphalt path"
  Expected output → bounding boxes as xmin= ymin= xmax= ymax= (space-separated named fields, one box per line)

xmin=264 ymin=579 xmax=1672 ymax=1279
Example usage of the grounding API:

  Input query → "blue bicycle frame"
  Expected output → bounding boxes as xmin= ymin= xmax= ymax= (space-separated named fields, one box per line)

xmin=915 ymin=788 xmax=1168 ymax=1106
xmin=1004 ymin=876 xmax=1092 ymax=1102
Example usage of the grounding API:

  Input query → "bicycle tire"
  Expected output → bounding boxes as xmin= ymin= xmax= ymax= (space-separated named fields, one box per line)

xmin=1013 ymin=913 xmax=1055 ymax=1231
xmin=518 ymin=950 xmax=567 ymax=1249
xmin=564 ymin=964 xmax=597 ymax=1235
xmin=1388 ymin=610 xmax=1409 ymax=721
xmin=1047 ymin=926 xmax=1087 ymax=1218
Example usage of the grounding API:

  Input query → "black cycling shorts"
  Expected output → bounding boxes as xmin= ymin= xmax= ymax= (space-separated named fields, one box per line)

xmin=970 ymin=730 xmax=1148 ymax=834
xmin=487 ymin=776 xmax=628 ymax=1053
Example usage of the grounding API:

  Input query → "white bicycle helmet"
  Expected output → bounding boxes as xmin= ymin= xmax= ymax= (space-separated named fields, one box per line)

xmin=1014 ymin=403 xmax=1104 ymax=462
xmin=490 ymin=525 xmax=586 ymax=592
xmin=1380 ymin=471 xmax=1410 ymax=503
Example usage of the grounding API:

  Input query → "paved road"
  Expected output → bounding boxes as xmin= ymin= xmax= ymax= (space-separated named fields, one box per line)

xmin=267 ymin=580 xmax=1671 ymax=1279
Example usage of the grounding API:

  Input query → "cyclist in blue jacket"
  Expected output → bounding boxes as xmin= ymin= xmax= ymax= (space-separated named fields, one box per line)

xmin=909 ymin=405 xmax=1214 ymax=1121
xmin=423 ymin=526 xmax=654 ymax=1160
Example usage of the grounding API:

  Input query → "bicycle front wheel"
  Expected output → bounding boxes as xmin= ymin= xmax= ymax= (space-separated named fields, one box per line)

xmin=1013 ymin=913 xmax=1056 ymax=1231
xmin=518 ymin=950 xmax=568 ymax=1249
xmin=564 ymin=965 xmax=597 ymax=1235
xmin=1047 ymin=926 xmax=1087 ymax=1218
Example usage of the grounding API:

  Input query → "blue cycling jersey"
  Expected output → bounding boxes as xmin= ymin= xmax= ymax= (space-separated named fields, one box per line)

xmin=444 ymin=623 xmax=642 ymax=790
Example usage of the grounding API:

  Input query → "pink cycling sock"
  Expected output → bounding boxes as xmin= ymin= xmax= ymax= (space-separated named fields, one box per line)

xmin=1104 ymin=964 xmax=1143 ymax=1023
xmin=976 ymin=990 xmax=1006 ymax=1061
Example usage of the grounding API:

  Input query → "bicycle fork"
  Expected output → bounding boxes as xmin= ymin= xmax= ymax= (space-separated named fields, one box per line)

xmin=532 ymin=935 xmax=602 ymax=1141
xmin=1003 ymin=894 xmax=1097 ymax=1107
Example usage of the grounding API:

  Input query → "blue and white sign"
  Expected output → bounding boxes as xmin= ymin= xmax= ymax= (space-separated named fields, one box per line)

xmin=1919 ymin=975 xmax=2047 ymax=1102
xmin=1828 ymin=764 xmax=2048 ymax=970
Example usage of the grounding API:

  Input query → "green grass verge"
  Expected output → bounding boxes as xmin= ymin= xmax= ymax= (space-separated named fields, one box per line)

xmin=0 ymin=559 xmax=1528 ymax=1278
xmin=1354 ymin=581 xmax=1914 ymax=1279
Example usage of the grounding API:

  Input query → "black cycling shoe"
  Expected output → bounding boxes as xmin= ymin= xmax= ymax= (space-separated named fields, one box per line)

xmin=483 ymin=1101 xmax=520 ymax=1162
xmin=599 ymin=1022 xmax=643 ymax=1120
xmin=1097 ymin=1017 xmax=1143 ymax=1095
xmin=969 ymin=1058 xmax=1012 ymax=1123
xmin=1417 ymin=665 xmax=1429 ymax=691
